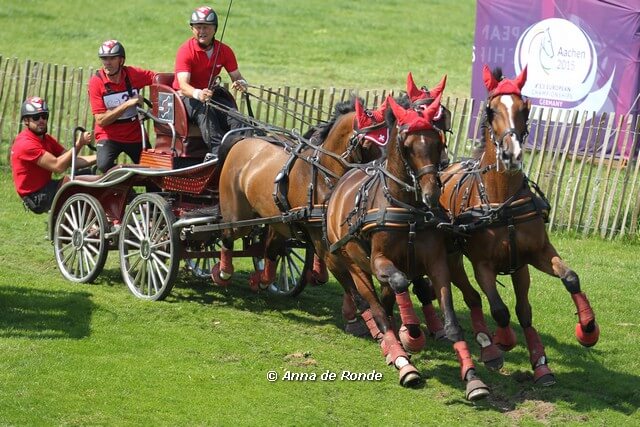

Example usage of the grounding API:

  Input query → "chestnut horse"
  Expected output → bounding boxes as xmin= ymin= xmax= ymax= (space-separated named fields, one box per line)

xmin=324 ymin=91 xmax=490 ymax=400
xmin=439 ymin=65 xmax=600 ymax=386
xmin=214 ymin=98 xmax=384 ymax=292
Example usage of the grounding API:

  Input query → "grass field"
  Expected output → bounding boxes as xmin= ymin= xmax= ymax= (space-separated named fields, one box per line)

xmin=2 ymin=1 xmax=640 ymax=425
xmin=0 ymin=0 xmax=476 ymax=98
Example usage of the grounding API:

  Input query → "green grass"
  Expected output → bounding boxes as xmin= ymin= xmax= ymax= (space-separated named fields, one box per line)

xmin=1 ymin=167 xmax=639 ymax=425
xmin=0 ymin=0 xmax=475 ymax=97
xmin=2 ymin=1 xmax=640 ymax=424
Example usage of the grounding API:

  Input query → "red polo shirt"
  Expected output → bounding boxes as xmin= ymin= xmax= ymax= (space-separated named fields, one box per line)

xmin=88 ymin=66 xmax=156 ymax=143
xmin=11 ymin=128 xmax=66 ymax=196
xmin=173 ymin=38 xmax=239 ymax=90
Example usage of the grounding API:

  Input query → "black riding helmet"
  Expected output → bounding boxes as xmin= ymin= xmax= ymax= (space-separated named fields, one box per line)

xmin=98 ymin=40 xmax=126 ymax=59
xmin=190 ymin=6 xmax=218 ymax=26
xmin=21 ymin=96 xmax=49 ymax=119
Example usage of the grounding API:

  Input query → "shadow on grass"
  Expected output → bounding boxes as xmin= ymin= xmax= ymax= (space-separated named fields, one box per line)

xmin=92 ymin=266 xmax=347 ymax=330
xmin=411 ymin=322 xmax=640 ymax=418
xmin=172 ymin=269 xmax=347 ymax=330
xmin=0 ymin=285 xmax=94 ymax=339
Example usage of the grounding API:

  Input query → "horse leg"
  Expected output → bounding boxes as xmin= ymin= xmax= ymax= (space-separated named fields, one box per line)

xmin=371 ymin=253 xmax=426 ymax=353
xmin=474 ymin=266 xmax=517 ymax=352
xmin=211 ymin=232 xmax=236 ymax=287
xmin=412 ymin=276 xmax=446 ymax=340
xmin=248 ymin=227 xmax=281 ymax=292
xmin=429 ymin=258 xmax=489 ymax=401
xmin=308 ymin=254 xmax=329 ymax=285
xmin=449 ymin=254 xmax=503 ymax=369
xmin=530 ymin=243 xmax=599 ymax=347
xmin=349 ymin=260 xmax=421 ymax=387
xmin=512 ymin=266 xmax=556 ymax=386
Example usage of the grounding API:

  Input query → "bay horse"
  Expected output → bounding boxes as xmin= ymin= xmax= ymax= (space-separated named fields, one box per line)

xmin=324 ymin=91 xmax=490 ymax=400
xmin=214 ymin=98 xmax=384 ymax=294
xmin=439 ymin=65 xmax=600 ymax=385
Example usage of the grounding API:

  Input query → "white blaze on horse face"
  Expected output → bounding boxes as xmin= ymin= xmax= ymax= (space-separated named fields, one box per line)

xmin=499 ymin=95 xmax=523 ymax=165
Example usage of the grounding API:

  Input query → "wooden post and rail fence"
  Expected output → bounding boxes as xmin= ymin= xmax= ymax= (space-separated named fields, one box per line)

xmin=1 ymin=56 xmax=639 ymax=238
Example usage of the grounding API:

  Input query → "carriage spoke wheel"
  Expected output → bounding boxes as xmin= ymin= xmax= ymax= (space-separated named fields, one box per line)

xmin=185 ymin=238 xmax=221 ymax=279
xmin=119 ymin=193 xmax=180 ymax=300
xmin=253 ymin=238 xmax=313 ymax=297
xmin=53 ymin=194 xmax=108 ymax=283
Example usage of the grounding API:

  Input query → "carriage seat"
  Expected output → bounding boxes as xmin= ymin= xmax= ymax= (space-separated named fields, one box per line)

xmin=146 ymin=72 xmax=208 ymax=166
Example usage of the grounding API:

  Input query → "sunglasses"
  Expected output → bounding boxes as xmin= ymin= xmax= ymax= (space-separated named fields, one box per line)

xmin=29 ymin=113 xmax=49 ymax=121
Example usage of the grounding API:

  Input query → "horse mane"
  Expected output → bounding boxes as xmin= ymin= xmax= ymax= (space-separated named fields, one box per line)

xmin=302 ymin=97 xmax=362 ymax=143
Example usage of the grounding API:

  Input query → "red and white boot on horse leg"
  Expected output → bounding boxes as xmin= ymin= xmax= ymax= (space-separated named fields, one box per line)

xmin=248 ymin=258 xmax=277 ymax=292
xmin=308 ymin=254 xmax=329 ymax=286
xmin=454 ymin=340 xmax=490 ymax=401
xmin=211 ymin=247 xmax=234 ymax=287
xmin=343 ymin=295 xmax=369 ymax=337
xmin=469 ymin=306 xmax=504 ymax=370
xmin=396 ymin=292 xmax=426 ymax=353
xmin=571 ymin=292 xmax=600 ymax=347
xmin=523 ymin=326 xmax=556 ymax=386
xmin=380 ymin=330 xmax=422 ymax=387
xmin=493 ymin=325 xmax=517 ymax=352
xmin=421 ymin=303 xmax=446 ymax=340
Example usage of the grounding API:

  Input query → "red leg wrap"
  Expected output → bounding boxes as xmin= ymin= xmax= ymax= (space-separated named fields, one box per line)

xmin=470 ymin=307 xmax=503 ymax=364
xmin=453 ymin=340 xmax=476 ymax=381
xmin=360 ymin=309 xmax=383 ymax=341
xmin=381 ymin=330 xmax=408 ymax=365
xmin=261 ymin=258 xmax=277 ymax=284
xmin=248 ymin=271 xmax=261 ymax=292
xmin=523 ymin=326 xmax=546 ymax=369
xmin=396 ymin=292 xmax=420 ymax=325
xmin=571 ymin=292 xmax=595 ymax=326
xmin=219 ymin=248 xmax=234 ymax=279
xmin=493 ymin=326 xmax=517 ymax=351
xmin=211 ymin=263 xmax=232 ymax=287
xmin=311 ymin=255 xmax=329 ymax=285
xmin=399 ymin=324 xmax=426 ymax=353
xmin=421 ymin=304 xmax=445 ymax=337
xmin=470 ymin=306 xmax=490 ymax=335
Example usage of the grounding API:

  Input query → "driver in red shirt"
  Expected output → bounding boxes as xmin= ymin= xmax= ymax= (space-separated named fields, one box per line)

xmin=11 ymin=97 xmax=95 ymax=213
xmin=173 ymin=6 xmax=249 ymax=159
xmin=88 ymin=40 xmax=156 ymax=172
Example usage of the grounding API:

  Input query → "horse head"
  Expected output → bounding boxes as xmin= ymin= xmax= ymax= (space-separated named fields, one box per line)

xmin=387 ymin=89 xmax=447 ymax=209
xmin=482 ymin=65 xmax=531 ymax=171
xmin=314 ymin=97 xmax=385 ymax=173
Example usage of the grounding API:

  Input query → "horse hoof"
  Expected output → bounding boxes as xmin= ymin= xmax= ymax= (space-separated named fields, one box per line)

xmin=431 ymin=328 xmax=448 ymax=341
xmin=480 ymin=343 xmax=504 ymax=371
xmin=533 ymin=364 xmax=556 ymax=386
xmin=248 ymin=271 xmax=261 ymax=292
xmin=465 ymin=378 xmax=490 ymax=401
xmin=344 ymin=318 xmax=370 ymax=338
xmin=398 ymin=365 xmax=423 ymax=388
xmin=399 ymin=325 xmax=426 ymax=353
xmin=575 ymin=321 xmax=600 ymax=347
xmin=493 ymin=327 xmax=517 ymax=352
xmin=211 ymin=263 xmax=232 ymax=287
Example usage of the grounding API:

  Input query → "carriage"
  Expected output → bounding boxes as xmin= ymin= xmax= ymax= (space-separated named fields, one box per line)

xmin=46 ymin=73 xmax=316 ymax=300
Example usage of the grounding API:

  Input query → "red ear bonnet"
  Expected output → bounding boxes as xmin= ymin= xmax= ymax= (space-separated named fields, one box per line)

xmin=388 ymin=93 xmax=442 ymax=133
xmin=483 ymin=64 xmax=528 ymax=97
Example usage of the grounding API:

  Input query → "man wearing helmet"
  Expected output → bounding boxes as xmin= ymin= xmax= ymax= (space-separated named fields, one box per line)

xmin=11 ymin=97 xmax=96 ymax=214
xmin=88 ymin=40 xmax=156 ymax=172
xmin=173 ymin=5 xmax=248 ymax=158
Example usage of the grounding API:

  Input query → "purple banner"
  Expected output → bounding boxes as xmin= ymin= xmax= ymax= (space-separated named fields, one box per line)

xmin=471 ymin=0 xmax=640 ymax=157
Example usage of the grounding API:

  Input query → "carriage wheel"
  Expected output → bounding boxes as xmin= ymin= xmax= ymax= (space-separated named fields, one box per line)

xmin=253 ymin=238 xmax=313 ymax=297
xmin=185 ymin=238 xmax=221 ymax=279
xmin=119 ymin=193 xmax=180 ymax=301
xmin=53 ymin=194 xmax=108 ymax=283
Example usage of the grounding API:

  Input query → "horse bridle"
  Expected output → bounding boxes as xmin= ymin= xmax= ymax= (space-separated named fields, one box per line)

xmin=485 ymin=97 xmax=529 ymax=171
xmin=395 ymin=125 xmax=447 ymax=200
